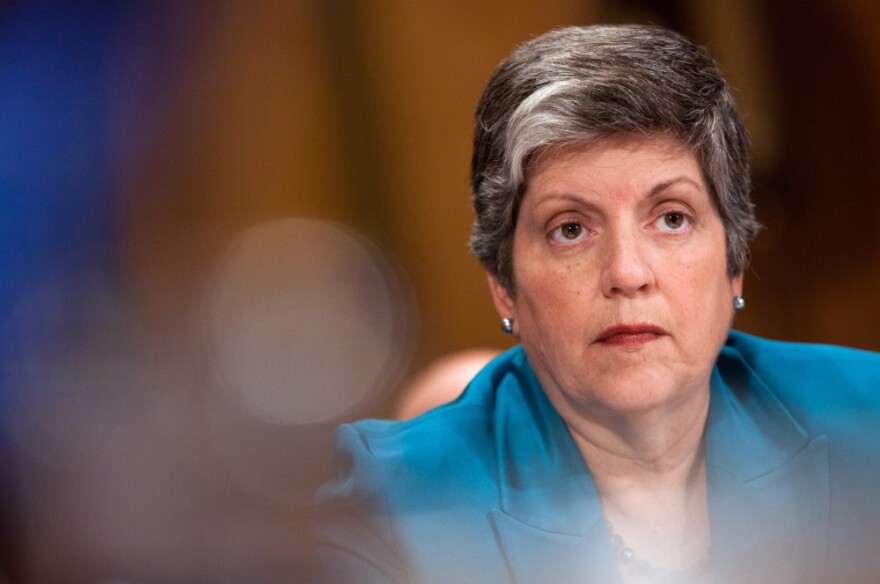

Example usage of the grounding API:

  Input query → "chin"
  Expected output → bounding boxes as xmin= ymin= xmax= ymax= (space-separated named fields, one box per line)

xmin=582 ymin=370 xmax=703 ymax=416
xmin=592 ymin=387 xmax=681 ymax=415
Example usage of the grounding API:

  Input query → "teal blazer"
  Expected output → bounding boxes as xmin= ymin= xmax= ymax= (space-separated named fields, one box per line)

xmin=311 ymin=331 xmax=880 ymax=583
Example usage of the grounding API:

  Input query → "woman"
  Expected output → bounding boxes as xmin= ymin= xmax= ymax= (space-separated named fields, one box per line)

xmin=311 ymin=25 xmax=880 ymax=584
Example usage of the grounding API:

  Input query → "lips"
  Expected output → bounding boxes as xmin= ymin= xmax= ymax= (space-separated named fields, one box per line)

xmin=594 ymin=323 xmax=668 ymax=346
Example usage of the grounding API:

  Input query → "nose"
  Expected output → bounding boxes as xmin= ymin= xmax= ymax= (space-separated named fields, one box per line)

xmin=599 ymin=227 xmax=655 ymax=298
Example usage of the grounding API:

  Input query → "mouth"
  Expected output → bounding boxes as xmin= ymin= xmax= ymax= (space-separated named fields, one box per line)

xmin=594 ymin=323 xmax=668 ymax=347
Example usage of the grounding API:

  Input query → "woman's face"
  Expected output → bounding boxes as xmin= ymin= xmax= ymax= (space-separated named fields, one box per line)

xmin=488 ymin=134 xmax=742 ymax=418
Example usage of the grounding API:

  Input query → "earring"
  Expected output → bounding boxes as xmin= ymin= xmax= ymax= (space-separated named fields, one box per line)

xmin=734 ymin=296 xmax=746 ymax=312
xmin=501 ymin=318 xmax=514 ymax=334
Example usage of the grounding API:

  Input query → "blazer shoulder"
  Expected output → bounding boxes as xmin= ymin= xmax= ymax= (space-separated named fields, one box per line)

xmin=310 ymin=348 xmax=530 ymax=583
xmin=722 ymin=330 xmax=880 ymax=425
xmin=314 ymin=346 xmax=532 ymax=510
xmin=727 ymin=329 xmax=879 ymax=358
xmin=725 ymin=330 xmax=880 ymax=379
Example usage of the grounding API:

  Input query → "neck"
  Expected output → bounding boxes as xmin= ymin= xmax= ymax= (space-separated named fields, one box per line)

xmin=561 ymin=386 xmax=712 ymax=579
xmin=564 ymin=380 xmax=710 ymax=477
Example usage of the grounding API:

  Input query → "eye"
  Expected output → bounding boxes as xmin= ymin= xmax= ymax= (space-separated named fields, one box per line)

xmin=549 ymin=221 xmax=588 ymax=244
xmin=560 ymin=223 xmax=582 ymax=239
xmin=655 ymin=211 xmax=691 ymax=233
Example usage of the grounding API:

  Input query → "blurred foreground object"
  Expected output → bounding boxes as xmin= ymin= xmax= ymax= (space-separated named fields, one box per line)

xmin=206 ymin=218 xmax=415 ymax=426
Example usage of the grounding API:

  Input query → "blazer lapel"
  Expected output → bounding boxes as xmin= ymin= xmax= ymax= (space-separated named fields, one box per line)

xmin=486 ymin=354 xmax=621 ymax=584
xmin=488 ymin=509 xmax=617 ymax=584
xmin=484 ymin=345 xmax=831 ymax=584
xmin=706 ymin=354 xmax=831 ymax=583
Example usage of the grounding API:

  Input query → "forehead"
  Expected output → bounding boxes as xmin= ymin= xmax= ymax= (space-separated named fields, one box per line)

xmin=526 ymin=134 xmax=699 ymax=186
xmin=520 ymin=136 xmax=715 ymax=216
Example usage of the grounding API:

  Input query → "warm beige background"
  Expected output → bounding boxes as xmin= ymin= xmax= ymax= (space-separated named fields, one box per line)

xmin=124 ymin=0 xmax=880 ymax=379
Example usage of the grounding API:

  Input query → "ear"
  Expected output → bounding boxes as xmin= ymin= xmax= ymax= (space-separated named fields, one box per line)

xmin=731 ymin=272 xmax=744 ymax=298
xmin=486 ymin=270 xmax=517 ymax=320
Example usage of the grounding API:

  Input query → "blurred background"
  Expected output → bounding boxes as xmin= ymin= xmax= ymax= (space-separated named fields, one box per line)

xmin=1 ymin=0 xmax=879 ymax=582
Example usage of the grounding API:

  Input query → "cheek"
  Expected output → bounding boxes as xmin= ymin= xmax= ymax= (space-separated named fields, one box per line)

xmin=674 ymin=238 xmax=731 ymax=296
xmin=518 ymin=285 xmax=572 ymax=338
xmin=664 ymin=258 xmax=735 ymax=341
xmin=698 ymin=283 xmax=736 ymax=337
xmin=515 ymin=279 xmax=588 ymax=359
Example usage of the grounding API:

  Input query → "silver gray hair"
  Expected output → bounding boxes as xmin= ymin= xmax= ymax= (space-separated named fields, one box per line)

xmin=470 ymin=24 xmax=760 ymax=293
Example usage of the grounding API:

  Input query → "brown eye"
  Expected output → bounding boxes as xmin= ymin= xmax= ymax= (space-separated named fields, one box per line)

xmin=561 ymin=223 xmax=582 ymax=239
xmin=664 ymin=213 xmax=685 ymax=229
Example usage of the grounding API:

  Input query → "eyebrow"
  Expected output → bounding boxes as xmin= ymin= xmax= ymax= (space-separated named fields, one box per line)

xmin=532 ymin=176 xmax=704 ymax=211
xmin=646 ymin=176 xmax=703 ymax=198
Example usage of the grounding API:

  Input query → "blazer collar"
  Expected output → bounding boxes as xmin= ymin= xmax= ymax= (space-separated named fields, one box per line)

xmin=488 ymin=349 xmax=620 ymax=583
xmin=486 ymin=344 xmax=830 ymax=584
xmin=705 ymin=347 xmax=831 ymax=583
xmin=706 ymin=347 xmax=814 ymax=481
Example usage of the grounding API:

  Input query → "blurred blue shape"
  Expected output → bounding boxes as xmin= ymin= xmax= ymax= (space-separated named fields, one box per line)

xmin=0 ymin=1 xmax=135 ymax=580
xmin=0 ymin=0 xmax=133 ymax=331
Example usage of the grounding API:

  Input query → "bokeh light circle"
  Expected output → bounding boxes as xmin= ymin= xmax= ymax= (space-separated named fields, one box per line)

xmin=204 ymin=218 xmax=416 ymax=426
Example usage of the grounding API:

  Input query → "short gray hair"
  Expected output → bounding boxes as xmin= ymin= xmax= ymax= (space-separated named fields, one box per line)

xmin=469 ymin=24 xmax=760 ymax=293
